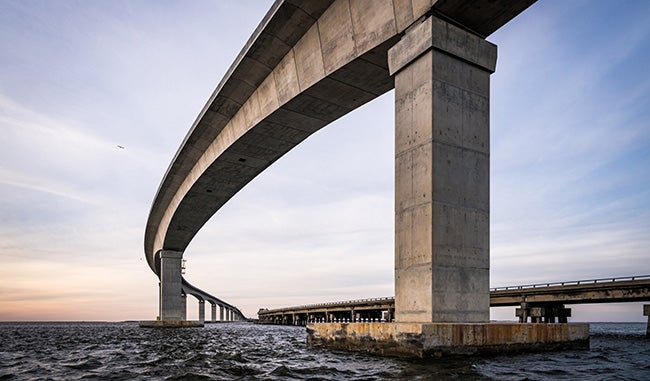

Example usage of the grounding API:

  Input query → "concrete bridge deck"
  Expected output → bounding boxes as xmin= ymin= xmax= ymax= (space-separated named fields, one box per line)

xmin=491 ymin=275 xmax=650 ymax=306
xmin=258 ymin=275 xmax=650 ymax=324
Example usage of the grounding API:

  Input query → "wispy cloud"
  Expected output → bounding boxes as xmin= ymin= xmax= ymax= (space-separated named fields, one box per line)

xmin=0 ymin=0 xmax=648 ymax=321
xmin=488 ymin=0 xmax=650 ymax=291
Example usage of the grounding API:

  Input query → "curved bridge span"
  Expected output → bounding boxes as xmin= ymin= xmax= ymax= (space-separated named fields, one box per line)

xmin=142 ymin=0 xmax=543 ymax=346
xmin=144 ymin=0 xmax=535 ymax=272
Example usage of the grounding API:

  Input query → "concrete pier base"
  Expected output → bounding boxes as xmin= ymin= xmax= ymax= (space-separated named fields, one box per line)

xmin=139 ymin=320 xmax=204 ymax=328
xmin=307 ymin=322 xmax=589 ymax=358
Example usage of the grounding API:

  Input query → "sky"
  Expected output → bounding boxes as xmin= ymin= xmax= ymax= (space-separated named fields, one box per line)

xmin=0 ymin=0 xmax=648 ymax=322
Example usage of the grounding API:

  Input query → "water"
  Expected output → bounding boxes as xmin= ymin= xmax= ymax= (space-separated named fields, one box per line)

xmin=0 ymin=322 xmax=648 ymax=380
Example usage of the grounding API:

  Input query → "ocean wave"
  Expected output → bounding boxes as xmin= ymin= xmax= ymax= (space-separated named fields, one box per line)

xmin=0 ymin=322 xmax=648 ymax=380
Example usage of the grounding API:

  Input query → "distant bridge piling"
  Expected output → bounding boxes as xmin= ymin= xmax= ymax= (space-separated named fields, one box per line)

xmin=198 ymin=300 xmax=205 ymax=323
xmin=516 ymin=302 xmax=571 ymax=323
xmin=643 ymin=304 xmax=650 ymax=339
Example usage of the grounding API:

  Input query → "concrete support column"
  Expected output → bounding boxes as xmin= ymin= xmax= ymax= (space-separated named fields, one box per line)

xmin=181 ymin=293 xmax=187 ymax=321
xmin=388 ymin=16 xmax=497 ymax=323
xmin=643 ymin=304 xmax=650 ymax=338
xmin=211 ymin=303 xmax=217 ymax=323
xmin=198 ymin=300 xmax=205 ymax=323
xmin=158 ymin=282 xmax=161 ymax=320
xmin=517 ymin=302 xmax=529 ymax=323
xmin=220 ymin=305 xmax=224 ymax=321
xmin=159 ymin=250 xmax=184 ymax=321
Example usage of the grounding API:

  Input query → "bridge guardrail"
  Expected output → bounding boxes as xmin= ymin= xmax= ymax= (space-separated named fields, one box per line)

xmin=260 ymin=275 xmax=650 ymax=315
xmin=490 ymin=275 xmax=650 ymax=292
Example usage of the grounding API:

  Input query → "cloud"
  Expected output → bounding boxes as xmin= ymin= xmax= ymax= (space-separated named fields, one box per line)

xmin=0 ymin=0 xmax=648 ymax=321
xmin=486 ymin=0 xmax=650 ymax=294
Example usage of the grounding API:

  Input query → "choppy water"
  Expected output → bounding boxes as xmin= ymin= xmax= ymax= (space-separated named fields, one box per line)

xmin=0 ymin=321 xmax=648 ymax=380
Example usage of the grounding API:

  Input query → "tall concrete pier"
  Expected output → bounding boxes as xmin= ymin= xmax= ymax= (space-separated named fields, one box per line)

xmin=309 ymin=12 xmax=587 ymax=356
xmin=391 ymin=15 xmax=494 ymax=324
xmin=159 ymin=250 xmax=184 ymax=321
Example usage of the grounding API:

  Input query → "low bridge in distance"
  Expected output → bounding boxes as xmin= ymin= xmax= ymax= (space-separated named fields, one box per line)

xmin=258 ymin=275 xmax=650 ymax=335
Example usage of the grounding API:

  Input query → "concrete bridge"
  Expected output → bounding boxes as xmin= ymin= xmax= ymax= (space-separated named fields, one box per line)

xmin=140 ymin=250 xmax=246 ymax=327
xmin=140 ymin=0 xmax=604 ymax=356
xmin=258 ymin=275 xmax=650 ymax=330
xmin=181 ymin=279 xmax=245 ymax=324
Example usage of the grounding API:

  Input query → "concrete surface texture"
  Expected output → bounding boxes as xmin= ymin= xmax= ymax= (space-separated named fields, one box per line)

xmin=307 ymin=322 xmax=590 ymax=357
xmin=158 ymin=250 xmax=184 ymax=321
xmin=390 ymin=15 xmax=496 ymax=324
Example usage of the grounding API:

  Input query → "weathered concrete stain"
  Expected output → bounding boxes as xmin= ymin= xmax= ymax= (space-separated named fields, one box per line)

xmin=307 ymin=322 xmax=589 ymax=358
